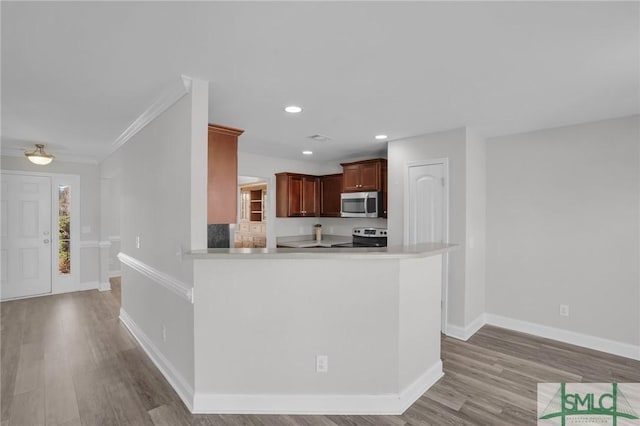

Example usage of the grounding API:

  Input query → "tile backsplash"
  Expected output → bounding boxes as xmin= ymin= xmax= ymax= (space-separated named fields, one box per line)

xmin=207 ymin=224 xmax=230 ymax=248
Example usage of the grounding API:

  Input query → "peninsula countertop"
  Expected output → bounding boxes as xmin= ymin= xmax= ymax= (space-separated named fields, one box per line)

xmin=275 ymin=235 xmax=352 ymax=248
xmin=185 ymin=242 xmax=458 ymax=260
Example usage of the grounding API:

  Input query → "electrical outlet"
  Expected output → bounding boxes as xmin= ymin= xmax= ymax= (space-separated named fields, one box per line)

xmin=298 ymin=227 xmax=304 ymax=235
xmin=329 ymin=226 xmax=335 ymax=234
xmin=175 ymin=246 xmax=182 ymax=257
xmin=162 ymin=325 xmax=167 ymax=342
xmin=559 ymin=304 xmax=569 ymax=317
xmin=316 ymin=355 xmax=328 ymax=373
xmin=136 ymin=236 xmax=141 ymax=249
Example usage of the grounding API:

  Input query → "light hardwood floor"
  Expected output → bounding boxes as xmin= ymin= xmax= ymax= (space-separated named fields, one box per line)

xmin=2 ymin=279 xmax=639 ymax=425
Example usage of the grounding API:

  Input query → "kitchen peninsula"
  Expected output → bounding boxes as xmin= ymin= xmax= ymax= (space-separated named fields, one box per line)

xmin=184 ymin=242 xmax=456 ymax=414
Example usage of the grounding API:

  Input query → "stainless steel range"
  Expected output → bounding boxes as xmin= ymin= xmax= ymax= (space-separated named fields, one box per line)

xmin=331 ymin=227 xmax=388 ymax=248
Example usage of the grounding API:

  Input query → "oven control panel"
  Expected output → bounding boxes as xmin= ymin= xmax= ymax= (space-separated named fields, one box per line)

xmin=352 ymin=227 xmax=388 ymax=237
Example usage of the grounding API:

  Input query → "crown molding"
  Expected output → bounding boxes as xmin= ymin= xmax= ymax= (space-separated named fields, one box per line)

xmin=0 ymin=147 xmax=99 ymax=165
xmin=109 ymin=75 xmax=193 ymax=155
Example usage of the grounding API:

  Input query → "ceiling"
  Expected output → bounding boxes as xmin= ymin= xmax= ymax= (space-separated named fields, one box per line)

xmin=2 ymin=1 xmax=638 ymax=164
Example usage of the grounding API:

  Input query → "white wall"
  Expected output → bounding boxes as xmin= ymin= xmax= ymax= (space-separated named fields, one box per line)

xmin=486 ymin=115 xmax=640 ymax=346
xmin=465 ymin=129 xmax=486 ymax=324
xmin=113 ymin=89 xmax=200 ymax=392
xmin=388 ymin=128 xmax=469 ymax=328
xmin=192 ymin=254 xmax=443 ymax=413
xmin=100 ymin=147 xmax=124 ymax=277
xmin=387 ymin=127 xmax=487 ymax=331
xmin=194 ymin=258 xmax=400 ymax=395
xmin=101 ymin=174 xmax=121 ymax=276
xmin=0 ymin=156 xmax=102 ymax=287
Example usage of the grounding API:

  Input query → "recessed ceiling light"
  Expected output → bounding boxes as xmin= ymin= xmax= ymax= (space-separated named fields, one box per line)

xmin=302 ymin=150 xmax=313 ymax=155
xmin=375 ymin=134 xmax=388 ymax=140
xmin=285 ymin=105 xmax=303 ymax=113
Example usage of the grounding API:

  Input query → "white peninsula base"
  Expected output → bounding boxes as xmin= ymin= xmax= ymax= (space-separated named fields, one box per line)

xmin=188 ymin=246 xmax=450 ymax=415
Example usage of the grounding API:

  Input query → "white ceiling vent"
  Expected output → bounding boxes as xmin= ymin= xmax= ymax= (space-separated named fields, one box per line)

xmin=308 ymin=134 xmax=332 ymax=142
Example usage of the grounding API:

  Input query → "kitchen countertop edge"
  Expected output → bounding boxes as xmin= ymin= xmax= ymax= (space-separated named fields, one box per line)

xmin=186 ymin=243 xmax=458 ymax=260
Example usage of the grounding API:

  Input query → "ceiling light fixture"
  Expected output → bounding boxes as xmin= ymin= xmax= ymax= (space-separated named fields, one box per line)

xmin=375 ymin=134 xmax=388 ymax=140
xmin=302 ymin=150 xmax=313 ymax=155
xmin=284 ymin=105 xmax=303 ymax=114
xmin=25 ymin=144 xmax=54 ymax=165
xmin=308 ymin=134 xmax=331 ymax=142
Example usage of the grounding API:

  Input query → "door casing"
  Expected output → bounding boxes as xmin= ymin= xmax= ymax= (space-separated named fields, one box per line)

xmin=1 ymin=170 xmax=80 ymax=300
xmin=404 ymin=159 xmax=450 ymax=333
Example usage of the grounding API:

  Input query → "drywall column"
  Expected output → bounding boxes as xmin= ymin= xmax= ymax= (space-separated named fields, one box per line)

xmin=388 ymin=128 xmax=468 ymax=329
xmin=464 ymin=129 xmax=487 ymax=328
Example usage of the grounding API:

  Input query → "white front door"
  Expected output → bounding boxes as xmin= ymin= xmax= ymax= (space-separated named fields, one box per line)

xmin=406 ymin=161 xmax=448 ymax=331
xmin=1 ymin=174 xmax=52 ymax=300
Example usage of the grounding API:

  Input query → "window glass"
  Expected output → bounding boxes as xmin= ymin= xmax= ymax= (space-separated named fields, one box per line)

xmin=58 ymin=185 xmax=71 ymax=274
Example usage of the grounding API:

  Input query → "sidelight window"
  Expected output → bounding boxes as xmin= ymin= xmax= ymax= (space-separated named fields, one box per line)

xmin=58 ymin=185 xmax=71 ymax=274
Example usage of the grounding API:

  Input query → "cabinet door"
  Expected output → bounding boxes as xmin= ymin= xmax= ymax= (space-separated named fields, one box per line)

xmin=288 ymin=175 xmax=303 ymax=216
xmin=320 ymin=174 xmax=343 ymax=217
xmin=301 ymin=177 xmax=319 ymax=216
xmin=240 ymin=190 xmax=251 ymax=221
xmin=208 ymin=125 xmax=243 ymax=224
xmin=359 ymin=162 xmax=380 ymax=191
xmin=342 ymin=165 xmax=361 ymax=192
xmin=253 ymin=237 xmax=266 ymax=248
xmin=241 ymin=235 xmax=253 ymax=248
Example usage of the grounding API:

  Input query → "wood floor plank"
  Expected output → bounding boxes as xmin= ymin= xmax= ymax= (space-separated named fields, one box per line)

xmin=13 ymin=354 xmax=43 ymax=395
xmin=44 ymin=375 xmax=80 ymax=426
xmin=8 ymin=388 xmax=44 ymax=426
xmin=106 ymin=379 xmax=155 ymax=426
xmin=148 ymin=404 xmax=191 ymax=426
xmin=72 ymin=367 xmax=120 ymax=426
xmin=1 ymin=278 xmax=639 ymax=426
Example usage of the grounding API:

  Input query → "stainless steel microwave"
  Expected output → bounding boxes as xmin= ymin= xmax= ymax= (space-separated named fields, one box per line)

xmin=340 ymin=191 xmax=381 ymax=218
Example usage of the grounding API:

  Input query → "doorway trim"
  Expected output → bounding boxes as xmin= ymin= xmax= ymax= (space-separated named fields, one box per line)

xmin=403 ymin=158 xmax=450 ymax=334
xmin=1 ymin=170 xmax=81 ymax=298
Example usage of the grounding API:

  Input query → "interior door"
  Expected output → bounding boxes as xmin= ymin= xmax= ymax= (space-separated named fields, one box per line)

xmin=1 ymin=173 xmax=52 ymax=300
xmin=407 ymin=164 xmax=445 ymax=244
xmin=407 ymin=162 xmax=447 ymax=330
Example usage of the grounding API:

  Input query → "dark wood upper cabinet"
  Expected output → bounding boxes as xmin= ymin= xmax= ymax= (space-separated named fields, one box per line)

xmin=276 ymin=158 xmax=387 ymax=218
xmin=207 ymin=124 xmax=244 ymax=224
xmin=340 ymin=159 xmax=386 ymax=192
xmin=276 ymin=173 xmax=319 ymax=217
xmin=320 ymin=174 xmax=343 ymax=217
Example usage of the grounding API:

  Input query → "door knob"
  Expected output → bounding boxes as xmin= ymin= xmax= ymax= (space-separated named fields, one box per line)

xmin=43 ymin=239 xmax=50 ymax=244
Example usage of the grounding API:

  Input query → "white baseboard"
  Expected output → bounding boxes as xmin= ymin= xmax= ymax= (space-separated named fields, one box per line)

xmin=119 ymin=308 xmax=194 ymax=410
xmin=397 ymin=360 xmax=444 ymax=413
xmin=446 ymin=314 xmax=486 ymax=341
xmin=108 ymin=270 xmax=121 ymax=278
xmin=79 ymin=281 xmax=99 ymax=291
xmin=485 ymin=313 xmax=640 ymax=361
xmin=192 ymin=360 xmax=442 ymax=415
xmin=99 ymin=281 xmax=111 ymax=292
